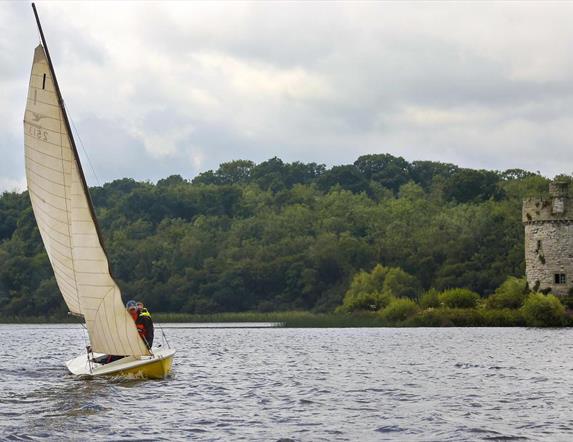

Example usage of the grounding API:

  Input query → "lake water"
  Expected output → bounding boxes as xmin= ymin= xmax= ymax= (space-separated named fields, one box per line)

xmin=1 ymin=325 xmax=573 ymax=441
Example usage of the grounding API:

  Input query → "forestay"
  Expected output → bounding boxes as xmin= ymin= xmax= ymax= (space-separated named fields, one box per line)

xmin=23 ymin=45 xmax=150 ymax=357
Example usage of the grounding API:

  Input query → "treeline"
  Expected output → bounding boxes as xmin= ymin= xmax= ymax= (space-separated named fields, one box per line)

xmin=0 ymin=153 xmax=552 ymax=318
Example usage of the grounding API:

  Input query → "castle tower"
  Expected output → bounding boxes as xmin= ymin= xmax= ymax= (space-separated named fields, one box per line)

xmin=523 ymin=180 xmax=573 ymax=296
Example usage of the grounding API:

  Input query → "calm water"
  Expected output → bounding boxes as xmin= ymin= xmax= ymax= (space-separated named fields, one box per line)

xmin=1 ymin=325 xmax=573 ymax=441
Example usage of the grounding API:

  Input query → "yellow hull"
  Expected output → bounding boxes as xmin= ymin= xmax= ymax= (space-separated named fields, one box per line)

xmin=66 ymin=348 xmax=176 ymax=379
xmin=113 ymin=353 xmax=174 ymax=379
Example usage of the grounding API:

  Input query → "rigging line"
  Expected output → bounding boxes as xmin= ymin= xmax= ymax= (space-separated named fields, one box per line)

xmin=162 ymin=327 xmax=171 ymax=348
xmin=157 ymin=321 xmax=170 ymax=349
xmin=68 ymin=112 xmax=101 ymax=187
xmin=68 ymin=312 xmax=90 ymax=363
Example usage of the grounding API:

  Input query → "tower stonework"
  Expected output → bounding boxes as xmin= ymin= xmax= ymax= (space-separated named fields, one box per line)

xmin=523 ymin=180 xmax=573 ymax=296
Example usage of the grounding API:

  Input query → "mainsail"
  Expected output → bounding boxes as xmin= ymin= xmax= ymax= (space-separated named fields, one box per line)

xmin=23 ymin=44 xmax=150 ymax=357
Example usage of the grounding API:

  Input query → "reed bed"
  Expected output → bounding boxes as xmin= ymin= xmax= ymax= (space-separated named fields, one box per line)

xmin=153 ymin=311 xmax=386 ymax=327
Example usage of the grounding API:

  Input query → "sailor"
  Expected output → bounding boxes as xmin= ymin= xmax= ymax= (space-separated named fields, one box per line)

xmin=126 ymin=300 xmax=154 ymax=349
xmin=136 ymin=301 xmax=150 ymax=316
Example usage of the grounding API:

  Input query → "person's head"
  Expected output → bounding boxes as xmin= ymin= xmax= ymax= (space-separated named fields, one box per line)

xmin=136 ymin=301 xmax=144 ymax=311
xmin=126 ymin=300 xmax=138 ymax=319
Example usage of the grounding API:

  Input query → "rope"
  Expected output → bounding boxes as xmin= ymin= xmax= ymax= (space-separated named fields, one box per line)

xmin=69 ymin=312 xmax=92 ymax=373
xmin=159 ymin=322 xmax=171 ymax=349
xmin=68 ymin=113 xmax=101 ymax=187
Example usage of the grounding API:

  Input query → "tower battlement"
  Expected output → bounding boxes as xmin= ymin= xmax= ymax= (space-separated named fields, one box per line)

xmin=522 ymin=196 xmax=573 ymax=223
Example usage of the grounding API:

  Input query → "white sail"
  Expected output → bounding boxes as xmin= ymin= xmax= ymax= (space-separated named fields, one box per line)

xmin=24 ymin=45 xmax=150 ymax=357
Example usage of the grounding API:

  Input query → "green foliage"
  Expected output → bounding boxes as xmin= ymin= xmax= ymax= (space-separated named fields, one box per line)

xmin=410 ymin=161 xmax=458 ymax=191
xmin=405 ymin=308 xmax=485 ymax=327
xmin=317 ymin=165 xmax=370 ymax=194
xmin=443 ymin=168 xmax=503 ymax=203
xmin=379 ymin=298 xmax=419 ymax=323
xmin=419 ymin=289 xmax=440 ymax=309
xmin=337 ymin=264 xmax=394 ymax=312
xmin=344 ymin=291 xmax=396 ymax=313
xmin=486 ymin=276 xmax=528 ymax=309
xmin=354 ymin=154 xmax=412 ymax=192
xmin=438 ymin=288 xmax=480 ymax=309
xmin=481 ymin=309 xmax=525 ymax=327
xmin=0 ymin=191 xmax=29 ymax=241
xmin=382 ymin=267 xmax=421 ymax=299
xmin=559 ymin=295 xmax=573 ymax=309
xmin=338 ymin=264 xmax=420 ymax=312
xmin=152 ymin=311 xmax=390 ymax=327
xmin=520 ymin=293 xmax=566 ymax=327
xmin=0 ymin=154 xmax=555 ymax=319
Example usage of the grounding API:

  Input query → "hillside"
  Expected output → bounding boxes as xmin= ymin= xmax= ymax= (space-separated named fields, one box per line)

xmin=0 ymin=153 xmax=551 ymax=317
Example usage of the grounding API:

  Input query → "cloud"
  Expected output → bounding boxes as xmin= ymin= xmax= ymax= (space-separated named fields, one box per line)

xmin=3 ymin=2 xmax=573 ymax=192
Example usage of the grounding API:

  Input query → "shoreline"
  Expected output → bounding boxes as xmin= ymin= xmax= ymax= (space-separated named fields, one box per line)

xmin=1 ymin=310 xmax=571 ymax=327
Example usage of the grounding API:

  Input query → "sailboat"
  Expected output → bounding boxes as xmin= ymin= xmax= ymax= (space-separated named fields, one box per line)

xmin=23 ymin=4 xmax=175 ymax=378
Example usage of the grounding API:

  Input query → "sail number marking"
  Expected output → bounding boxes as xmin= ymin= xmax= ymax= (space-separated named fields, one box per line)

xmin=27 ymin=123 xmax=48 ymax=142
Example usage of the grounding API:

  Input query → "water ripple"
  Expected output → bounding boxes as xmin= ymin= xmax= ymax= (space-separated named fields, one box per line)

xmin=1 ymin=326 xmax=573 ymax=440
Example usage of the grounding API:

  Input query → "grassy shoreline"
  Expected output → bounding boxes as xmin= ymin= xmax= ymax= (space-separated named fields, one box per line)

xmin=1 ymin=310 xmax=571 ymax=327
xmin=0 ymin=312 xmax=387 ymax=327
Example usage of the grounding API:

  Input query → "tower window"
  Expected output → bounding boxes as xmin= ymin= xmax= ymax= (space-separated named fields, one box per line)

xmin=554 ymin=273 xmax=566 ymax=284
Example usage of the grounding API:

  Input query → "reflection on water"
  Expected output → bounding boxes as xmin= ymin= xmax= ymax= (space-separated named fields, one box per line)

xmin=1 ymin=325 xmax=573 ymax=440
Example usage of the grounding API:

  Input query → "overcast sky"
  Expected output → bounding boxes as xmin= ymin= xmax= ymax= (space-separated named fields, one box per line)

xmin=2 ymin=1 xmax=573 ymax=191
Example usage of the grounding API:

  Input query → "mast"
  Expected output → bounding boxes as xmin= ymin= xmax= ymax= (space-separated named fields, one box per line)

xmin=31 ymin=3 xmax=113 ymax=271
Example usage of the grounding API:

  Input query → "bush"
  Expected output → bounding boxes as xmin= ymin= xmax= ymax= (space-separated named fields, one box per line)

xmin=419 ymin=288 xmax=440 ymax=309
xmin=559 ymin=295 xmax=573 ymax=309
xmin=481 ymin=308 xmax=525 ymax=327
xmin=521 ymin=293 xmax=566 ymax=327
xmin=405 ymin=308 xmax=484 ymax=327
xmin=336 ymin=290 xmax=394 ymax=313
xmin=379 ymin=298 xmax=419 ymax=324
xmin=438 ymin=288 xmax=480 ymax=309
xmin=486 ymin=276 xmax=528 ymax=309
xmin=405 ymin=309 xmax=454 ymax=327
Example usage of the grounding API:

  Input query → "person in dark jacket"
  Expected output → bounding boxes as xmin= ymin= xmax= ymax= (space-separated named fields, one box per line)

xmin=127 ymin=300 xmax=154 ymax=349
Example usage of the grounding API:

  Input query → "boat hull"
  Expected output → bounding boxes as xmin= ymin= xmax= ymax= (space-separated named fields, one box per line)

xmin=66 ymin=348 xmax=175 ymax=379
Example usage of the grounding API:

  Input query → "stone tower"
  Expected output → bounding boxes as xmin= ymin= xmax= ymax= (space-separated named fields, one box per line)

xmin=523 ymin=180 xmax=573 ymax=296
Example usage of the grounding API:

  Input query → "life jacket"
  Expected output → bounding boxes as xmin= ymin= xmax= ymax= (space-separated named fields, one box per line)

xmin=140 ymin=308 xmax=151 ymax=318
xmin=136 ymin=320 xmax=146 ymax=335
xmin=134 ymin=311 xmax=153 ymax=348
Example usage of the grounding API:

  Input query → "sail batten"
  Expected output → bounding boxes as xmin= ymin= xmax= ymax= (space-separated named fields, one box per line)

xmin=24 ymin=44 xmax=150 ymax=357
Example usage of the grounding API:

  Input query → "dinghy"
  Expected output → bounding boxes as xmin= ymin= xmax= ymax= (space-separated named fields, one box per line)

xmin=23 ymin=4 xmax=175 ymax=379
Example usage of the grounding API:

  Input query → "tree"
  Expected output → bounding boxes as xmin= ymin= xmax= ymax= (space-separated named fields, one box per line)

xmin=0 ymin=191 xmax=30 ymax=241
xmin=0 ymin=154 xmax=558 ymax=318
xmin=500 ymin=169 xmax=537 ymax=181
xmin=338 ymin=264 xmax=392 ymax=312
xmin=443 ymin=169 xmax=503 ymax=203
xmin=157 ymin=174 xmax=187 ymax=187
xmin=317 ymin=165 xmax=370 ymax=194
xmin=354 ymin=154 xmax=412 ymax=192
xmin=410 ymin=160 xmax=459 ymax=191
xmin=382 ymin=267 xmax=421 ymax=299
xmin=251 ymin=157 xmax=288 ymax=191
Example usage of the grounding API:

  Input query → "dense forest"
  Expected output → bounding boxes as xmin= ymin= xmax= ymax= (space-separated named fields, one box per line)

xmin=0 ymin=153 xmax=554 ymax=318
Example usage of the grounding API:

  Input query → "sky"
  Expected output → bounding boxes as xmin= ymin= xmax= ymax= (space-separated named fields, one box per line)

xmin=2 ymin=1 xmax=573 ymax=192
